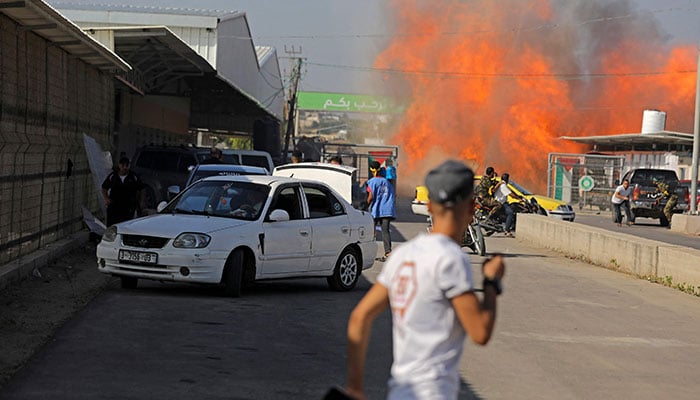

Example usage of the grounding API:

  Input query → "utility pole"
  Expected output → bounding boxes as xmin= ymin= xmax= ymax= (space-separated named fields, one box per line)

xmin=282 ymin=46 xmax=303 ymax=163
xmin=691 ymin=51 xmax=700 ymax=214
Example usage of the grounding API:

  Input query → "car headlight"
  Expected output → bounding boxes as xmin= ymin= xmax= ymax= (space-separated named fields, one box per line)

xmin=173 ymin=233 xmax=211 ymax=248
xmin=102 ymin=226 xmax=118 ymax=242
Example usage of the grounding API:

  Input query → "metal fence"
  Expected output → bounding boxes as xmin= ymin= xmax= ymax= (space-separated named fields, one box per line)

xmin=547 ymin=153 xmax=626 ymax=211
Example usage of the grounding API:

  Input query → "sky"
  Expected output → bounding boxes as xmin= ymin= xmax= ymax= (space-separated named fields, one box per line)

xmin=55 ymin=0 xmax=700 ymax=96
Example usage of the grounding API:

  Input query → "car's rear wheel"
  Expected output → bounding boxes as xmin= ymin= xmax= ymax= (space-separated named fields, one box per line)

xmin=222 ymin=250 xmax=244 ymax=297
xmin=120 ymin=276 xmax=138 ymax=289
xmin=327 ymin=248 xmax=360 ymax=291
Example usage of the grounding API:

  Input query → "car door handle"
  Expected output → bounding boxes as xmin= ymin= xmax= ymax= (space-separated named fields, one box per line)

xmin=299 ymin=230 xmax=309 ymax=236
xmin=341 ymin=226 xmax=350 ymax=234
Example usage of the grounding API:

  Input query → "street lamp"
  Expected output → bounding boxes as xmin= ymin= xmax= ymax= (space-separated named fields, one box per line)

xmin=691 ymin=51 xmax=700 ymax=214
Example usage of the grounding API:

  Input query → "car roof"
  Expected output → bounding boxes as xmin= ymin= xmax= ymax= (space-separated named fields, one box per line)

xmin=197 ymin=174 xmax=314 ymax=186
xmin=274 ymin=161 xmax=357 ymax=175
xmin=193 ymin=164 xmax=269 ymax=174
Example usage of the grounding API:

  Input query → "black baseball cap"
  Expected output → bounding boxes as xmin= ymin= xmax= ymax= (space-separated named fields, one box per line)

xmin=425 ymin=160 xmax=474 ymax=206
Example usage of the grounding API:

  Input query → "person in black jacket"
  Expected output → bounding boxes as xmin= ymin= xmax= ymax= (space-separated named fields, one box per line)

xmin=101 ymin=157 xmax=143 ymax=226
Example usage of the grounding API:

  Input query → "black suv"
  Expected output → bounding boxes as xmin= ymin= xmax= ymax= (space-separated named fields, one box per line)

xmin=622 ymin=168 xmax=689 ymax=226
xmin=131 ymin=145 xmax=213 ymax=210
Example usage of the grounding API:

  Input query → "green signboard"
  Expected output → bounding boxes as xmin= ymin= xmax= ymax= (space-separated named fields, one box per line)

xmin=296 ymin=91 xmax=405 ymax=114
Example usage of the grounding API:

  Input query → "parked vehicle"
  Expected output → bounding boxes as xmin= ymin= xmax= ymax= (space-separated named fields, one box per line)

xmin=220 ymin=149 xmax=274 ymax=173
xmin=167 ymin=164 xmax=269 ymax=199
xmin=679 ymin=180 xmax=700 ymax=210
xmin=131 ymin=145 xmax=214 ymax=211
xmin=622 ymin=168 xmax=688 ymax=226
xmin=96 ymin=175 xmax=377 ymax=296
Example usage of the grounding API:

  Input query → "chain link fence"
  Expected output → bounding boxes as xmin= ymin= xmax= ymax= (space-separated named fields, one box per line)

xmin=548 ymin=153 xmax=626 ymax=211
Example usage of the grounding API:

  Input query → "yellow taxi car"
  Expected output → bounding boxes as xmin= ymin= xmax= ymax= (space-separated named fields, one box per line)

xmin=411 ymin=176 xmax=575 ymax=221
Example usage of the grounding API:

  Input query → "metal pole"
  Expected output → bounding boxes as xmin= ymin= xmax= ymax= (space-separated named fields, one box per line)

xmin=690 ymin=51 xmax=700 ymax=214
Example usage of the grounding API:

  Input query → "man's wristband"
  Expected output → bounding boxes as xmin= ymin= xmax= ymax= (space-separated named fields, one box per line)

xmin=483 ymin=277 xmax=502 ymax=295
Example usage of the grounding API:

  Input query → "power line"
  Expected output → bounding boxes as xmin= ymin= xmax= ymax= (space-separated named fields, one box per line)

xmin=215 ymin=6 xmax=697 ymax=41
xmin=304 ymin=61 xmax=697 ymax=80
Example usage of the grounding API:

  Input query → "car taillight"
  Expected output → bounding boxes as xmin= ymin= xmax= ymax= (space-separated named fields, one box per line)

xmin=632 ymin=185 xmax=640 ymax=201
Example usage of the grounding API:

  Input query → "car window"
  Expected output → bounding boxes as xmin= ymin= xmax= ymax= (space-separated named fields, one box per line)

xmin=269 ymin=186 xmax=303 ymax=220
xmin=150 ymin=152 xmax=180 ymax=172
xmin=509 ymin=180 xmax=533 ymax=195
xmin=164 ymin=180 xmax=270 ymax=220
xmin=135 ymin=151 xmax=154 ymax=168
xmin=302 ymin=185 xmax=346 ymax=218
xmin=241 ymin=155 xmax=271 ymax=171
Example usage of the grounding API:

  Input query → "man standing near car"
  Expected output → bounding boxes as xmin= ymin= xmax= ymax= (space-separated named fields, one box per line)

xmin=101 ymin=157 xmax=143 ymax=226
xmin=611 ymin=178 xmax=634 ymax=227
xmin=345 ymin=160 xmax=505 ymax=400
xmin=366 ymin=161 xmax=396 ymax=261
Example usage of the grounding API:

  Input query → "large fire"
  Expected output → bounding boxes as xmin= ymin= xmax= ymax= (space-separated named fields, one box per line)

xmin=377 ymin=0 xmax=697 ymax=192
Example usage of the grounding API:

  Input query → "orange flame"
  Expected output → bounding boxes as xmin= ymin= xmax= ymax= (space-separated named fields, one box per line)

xmin=377 ymin=0 xmax=697 ymax=192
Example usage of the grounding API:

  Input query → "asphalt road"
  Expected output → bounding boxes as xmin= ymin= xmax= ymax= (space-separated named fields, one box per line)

xmin=1 ymin=200 xmax=699 ymax=399
xmin=572 ymin=209 xmax=700 ymax=250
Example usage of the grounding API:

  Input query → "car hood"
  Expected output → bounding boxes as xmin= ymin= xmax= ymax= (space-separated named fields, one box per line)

xmin=115 ymin=214 xmax=252 ymax=236
xmin=526 ymin=194 xmax=568 ymax=211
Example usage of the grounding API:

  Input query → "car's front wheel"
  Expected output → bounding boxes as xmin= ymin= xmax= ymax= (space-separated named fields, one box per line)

xmin=327 ymin=248 xmax=360 ymax=291
xmin=222 ymin=250 xmax=244 ymax=297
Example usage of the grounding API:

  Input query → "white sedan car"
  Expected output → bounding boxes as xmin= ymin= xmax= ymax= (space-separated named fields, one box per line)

xmin=97 ymin=175 xmax=377 ymax=296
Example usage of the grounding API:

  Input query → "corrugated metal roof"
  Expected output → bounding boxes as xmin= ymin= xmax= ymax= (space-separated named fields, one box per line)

xmin=0 ymin=0 xmax=129 ymax=72
xmin=255 ymin=45 xmax=273 ymax=64
xmin=50 ymin=2 xmax=239 ymax=18
xmin=560 ymin=131 xmax=693 ymax=145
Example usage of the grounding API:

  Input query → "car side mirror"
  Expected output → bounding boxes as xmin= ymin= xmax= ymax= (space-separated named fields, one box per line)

xmin=268 ymin=209 xmax=290 ymax=222
xmin=156 ymin=201 xmax=168 ymax=213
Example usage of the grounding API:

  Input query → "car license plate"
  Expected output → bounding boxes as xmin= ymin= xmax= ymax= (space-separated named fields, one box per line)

xmin=118 ymin=250 xmax=158 ymax=264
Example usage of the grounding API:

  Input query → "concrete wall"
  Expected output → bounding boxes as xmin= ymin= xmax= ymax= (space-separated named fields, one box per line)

xmin=0 ymin=13 xmax=114 ymax=266
xmin=517 ymin=214 xmax=700 ymax=290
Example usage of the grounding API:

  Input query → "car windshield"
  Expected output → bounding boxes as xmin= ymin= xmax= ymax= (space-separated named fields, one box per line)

xmin=508 ymin=180 xmax=533 ymax=195
xmin=163 ymin=180 xmax=270 ymax=220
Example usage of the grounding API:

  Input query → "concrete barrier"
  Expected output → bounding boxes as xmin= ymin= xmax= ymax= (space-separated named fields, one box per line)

xmin=671 ymin=214 xmax=700 ymax=236
xmin=516 ymin=214 xmax=700 ymax=290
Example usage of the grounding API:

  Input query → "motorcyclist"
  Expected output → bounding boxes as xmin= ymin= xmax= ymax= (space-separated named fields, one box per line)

xmin=493 ymin=173 xmax=525 ymax=237
xmin=476 ymin=166 xmax=501 ymax=217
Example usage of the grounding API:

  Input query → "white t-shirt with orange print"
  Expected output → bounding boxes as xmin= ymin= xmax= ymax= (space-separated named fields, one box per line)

xmin=377 ymin=233 xmax=474 ymax=399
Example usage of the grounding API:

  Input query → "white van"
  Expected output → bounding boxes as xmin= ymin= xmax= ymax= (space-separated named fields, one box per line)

xmin=221 ymin=149 xmax=274 ymax=173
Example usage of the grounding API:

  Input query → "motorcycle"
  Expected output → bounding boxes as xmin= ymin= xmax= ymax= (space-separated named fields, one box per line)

xmin=475 ymin=197 xmax=542 ymax=237
xmin=423 ymin=215 xmax=486 ymax=256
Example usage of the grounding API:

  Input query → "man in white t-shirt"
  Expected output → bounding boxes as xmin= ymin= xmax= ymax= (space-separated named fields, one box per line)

xmin=611 ymin=178 xmax=634 ymax=227
xmin=345 ymin=160 xmax=505 ymax=400
xmin=493 ymin=173 xmax=524 ymax=237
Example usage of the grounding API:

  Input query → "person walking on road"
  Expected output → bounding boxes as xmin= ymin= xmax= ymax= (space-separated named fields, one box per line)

xmin=611 ymin=178 xmax=634 ymax=227
xmin=101 ymin=157 xmax=143 ymax=226
xmin=366 ymin=160 xmax=396 ymax=261
xmin=345 ymin=160 xmax=505 ymax=400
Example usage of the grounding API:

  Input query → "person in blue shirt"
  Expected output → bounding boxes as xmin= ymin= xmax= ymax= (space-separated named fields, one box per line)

xmin=385 ymin=157 xmax=397 ymax=190
xmin=367 ymin=161 xmax=396 ymax=261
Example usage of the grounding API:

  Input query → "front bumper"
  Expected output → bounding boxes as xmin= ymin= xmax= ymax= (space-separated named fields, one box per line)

xmin=96 ymin=241 xmax=229 ymax=284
